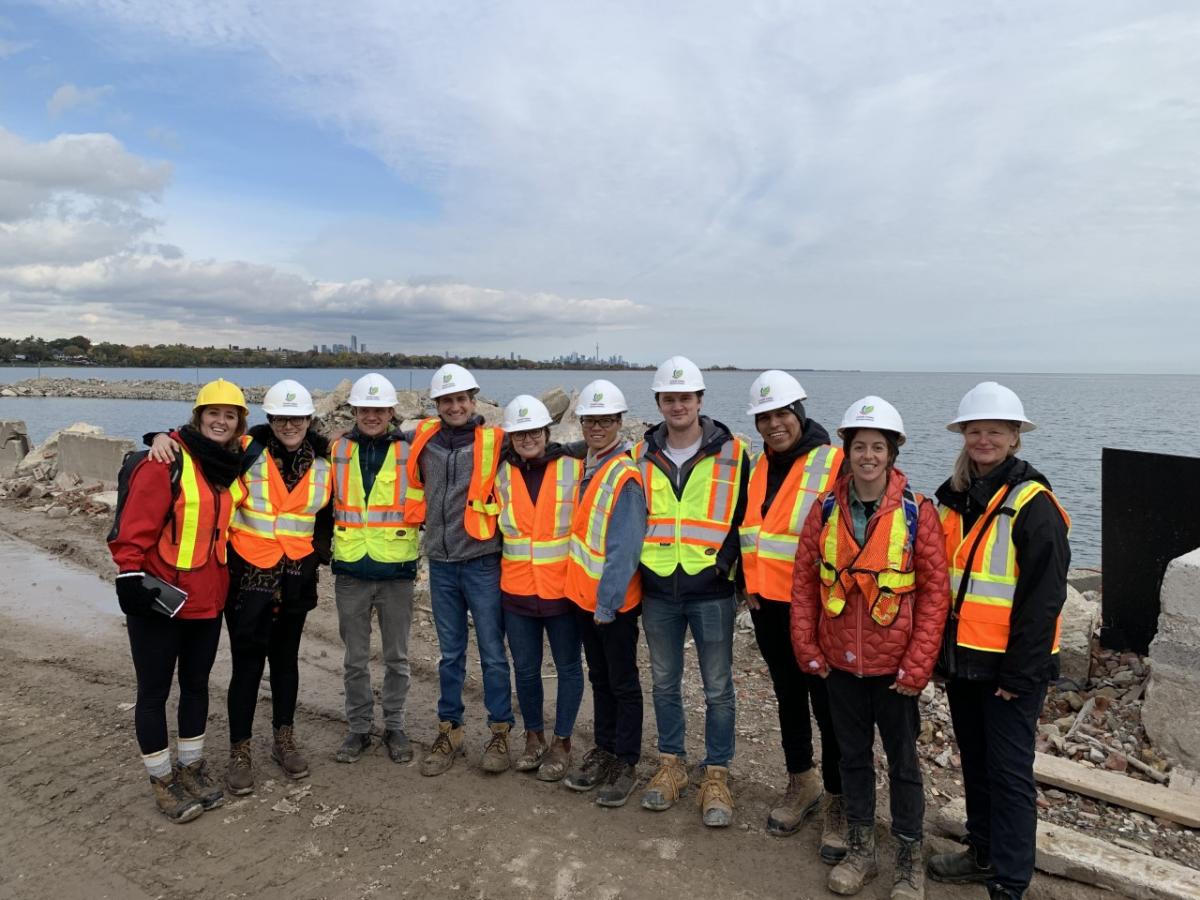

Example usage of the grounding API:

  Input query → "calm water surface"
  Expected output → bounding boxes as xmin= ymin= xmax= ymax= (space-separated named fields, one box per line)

xmin=4 ymin=366 xmax=1198 ymax=567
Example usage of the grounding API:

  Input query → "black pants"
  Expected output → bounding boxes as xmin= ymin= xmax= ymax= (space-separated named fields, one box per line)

xmin=751 ymin=600 xmax=842 ymax=791
xmin=576 ymin=607 xmax=643 ymax=765
xmin=126 ymin=613 xmax=222 ymax=755
xmin=226 ymin=608 xmax=308 ymax=744
xmin=947 ymin=677 xmax=1047 ymax=897
xmin=826 ymin=669 xmax=924 ymax=838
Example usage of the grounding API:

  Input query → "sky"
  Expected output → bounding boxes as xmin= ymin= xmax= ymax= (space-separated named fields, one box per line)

xmin=1 ymin=1 xmax=1198 ymax=372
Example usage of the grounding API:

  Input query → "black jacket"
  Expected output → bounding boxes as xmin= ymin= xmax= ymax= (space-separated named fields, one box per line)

xmin=935 ymin=456 xmax=1071 ymax=695
xmin=637 ymin=416 xmax=750 ymax=602
xmin=761 ymin=418 xmax=833 ymax=513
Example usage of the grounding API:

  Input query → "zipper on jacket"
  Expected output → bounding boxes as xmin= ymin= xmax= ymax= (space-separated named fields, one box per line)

xmin=442 ymin=449 xmax=453 ymax=559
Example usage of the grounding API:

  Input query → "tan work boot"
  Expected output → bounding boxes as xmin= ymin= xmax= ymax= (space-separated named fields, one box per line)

xmin=536 ymin=736 xmax=571 ymax=782
xmin=514 ymin=730 xmax=548 ymax=772
xmin=149 ymin=770 xmax=204 ymax=823
xmin=420 ymin=721 xmax=464 ymax=776
xmin=767 ymin=769 xmax=823 ymax=835
xmin=820 ymin=792 xmax=849 ymax=863
xmin=641 ymin=753 xmax=689 ymax=811
xmin=891 ymin=836 xmax=925 ymax=900
xmin=698 ymin=765 xmax=734 ymax=828
xmin=175 ymin=759 xmax=224 ymax=810
xmin=272 ymin=726 xmax=310 ymax=779
xmin=828 ymin=823 xmax=878 ymax=895
xmin=481 ymin=723 xmax=512 ymax=773
xmin=225 ymin=740 xmax=255 ymax=796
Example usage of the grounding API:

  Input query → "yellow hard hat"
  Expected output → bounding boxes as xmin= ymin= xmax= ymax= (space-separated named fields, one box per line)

xmin=194 ymin=378 xmax=248 ymax=413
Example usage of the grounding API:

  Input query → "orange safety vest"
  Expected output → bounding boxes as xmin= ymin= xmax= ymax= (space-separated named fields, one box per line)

xmin=817 ymin=488 xmax=919 ymax=626
xmin=157 ymin=445 xmax=243 ymax=571
xmin=229 ymin=436 xmax=332 ymax=567
xmin=940 ymin=480 xmax=1070 ymax=654
xmin=739 ymin=444 xmax=842 ymax=602
xmin=404 ymin=419 xmax=503 ymax=540
xmin=495 ymin=456 xmax=583 ymax=599
xmin=564 ymin=454 xmax=643 ymax=613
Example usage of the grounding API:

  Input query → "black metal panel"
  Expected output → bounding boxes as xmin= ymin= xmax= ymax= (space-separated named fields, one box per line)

xmin=1101 ymin=448 xmax=1200 ymax=654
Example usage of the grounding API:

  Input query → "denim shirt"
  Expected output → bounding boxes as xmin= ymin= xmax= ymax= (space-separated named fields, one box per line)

xmin=848 ymin=480 xmax=880 ymax=547
xmin=579 ymin=441 xmax=647 ymax=623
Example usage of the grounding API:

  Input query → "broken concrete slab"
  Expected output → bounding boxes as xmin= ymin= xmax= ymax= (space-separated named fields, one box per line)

xmin=1067 ymin=568 xmax=1103 ymax=593
xmin=0 ymin=420 xmax=31 ymax=476
xmin=1144 ymin=547 xmax=1200 ymax=769
xmin=1059 ymin=584 xmax=1100 ymax=686
xmin=57 ymin=431 xmax=135 ymax=486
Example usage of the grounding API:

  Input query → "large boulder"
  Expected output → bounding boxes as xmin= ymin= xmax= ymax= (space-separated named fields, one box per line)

xmin=539 ymin=387 xmax=571 ymax=424
xmin=1059 ymin=584 xmax=1100 ymax=686
xmin=0 ymin=420 xmax=30 ymax=476
xmin=1144 ymin=547 xmax=1200 ymax=768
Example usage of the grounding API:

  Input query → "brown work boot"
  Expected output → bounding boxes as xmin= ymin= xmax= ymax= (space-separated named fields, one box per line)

xmin=225 ymin=740 xmax=255 ymax=796
xmin=820 ymin=792 xmax=849 ymax=863
xmin=890 ymin=836 xmax=925 ymax=900
xmin=420 ymin=721 xmax=464 ymax=777
xmin=514 ymin=730 xmax=548 ymax=772
xmin=698 ymin=764 xmax=734 ymax=828
xmin=536 ymin=736 xmax=571 ymax=782
xmin=175 ymin=759 xmax=224 ymax=810
xmin=767 ymin=769 xmax=823 ymax=836
xmin=481 ymin=722 xmax=512 ymax=773
xmin=150 ymin=770 xmax=204 ymax=823
xmin=926 ymin=843 xmax=994 ymax=884
xmin=271 ymin=726 xmax=310 ymax=779
xmin=828 ymin=823 xmax=878 ymax=895
xmin=641 ymin=753 xmax=689 ymax=811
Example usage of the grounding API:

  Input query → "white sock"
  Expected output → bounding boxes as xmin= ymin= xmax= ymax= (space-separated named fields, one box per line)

xmin=142 ymin=749 xmax=172 ymax=779
xmin=177 ymin=733 xmax=205 ymax=767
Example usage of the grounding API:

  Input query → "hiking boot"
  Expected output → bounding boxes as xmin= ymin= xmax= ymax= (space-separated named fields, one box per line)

xmin=419 ymin=721 xmax=464 ymax=777
xmin=175 ymin=759 xmax=224 ymax=810
xmin=514 ymin=730 xmax=548 ymax=772
xmin=597 ymin=762 xmax=639 ymax=807
xmin=767 ymin=769 xmax=823 ymax=836
xmin=563 ymin=747 xmax=616 ymax=792
xmin=641 ymin=753 xmax=688 ymax=811
xmin=225 ymin=740 xmax=255 ymax=796
xmin=536 ymin=737 xmax=571 ymax=782
xmin=335 ymin=731 xmax=372 ymax=764
xmin=698 ymin=765 xmax=734 ymax=828
xmin=927 ymin=844 xmax=994 ymax=884
xmin=828 ymin=823 xmax=878 ymax=895
xmin=986 ymin=884 xmax=1019 ymax=900
xmin=820 ymin=792 xmax=849 ymax=864
xmin=272 ymin=726 xmax=310 ymax=779
xmin=149 ymin=771 xmax=204 ymax=824
xmin=481 ymin=723 xmax=512 ymax=773
xmin=383 ymin=729 xmax=413 ymax=763
xmin=891 ymin=836 xmax=925 ymax=900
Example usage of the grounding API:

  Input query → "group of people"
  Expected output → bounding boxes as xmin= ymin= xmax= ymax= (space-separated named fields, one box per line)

xmin=106 ymin=358 xmax=1070 ymax=900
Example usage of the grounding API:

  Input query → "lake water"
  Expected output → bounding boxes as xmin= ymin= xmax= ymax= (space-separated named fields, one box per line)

xmin=4 ymin=366 xmax=1199 ymax=567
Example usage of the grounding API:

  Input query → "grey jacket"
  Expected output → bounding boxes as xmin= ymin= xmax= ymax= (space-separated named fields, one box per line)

xmin=580 ymin=440 xmax=647 ymax=623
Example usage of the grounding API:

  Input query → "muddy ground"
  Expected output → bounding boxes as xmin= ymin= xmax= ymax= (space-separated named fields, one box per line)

xmin=0 ymin=503 xmax=1110 ymax=900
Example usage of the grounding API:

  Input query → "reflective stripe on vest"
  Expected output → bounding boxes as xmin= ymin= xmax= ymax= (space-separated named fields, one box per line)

xmin=404 ymin=418 xmax=504 ymax=540
xmin=156 ymin=446 xmax=239 ymax=571
xmin=633 ymin=437 xmax=747 ymax=576
xmin=940 ymin=480 xmax=1071 ymax=654
xmin=739 ymin=444 xmax=842 ymax=602
xmin=564 ymin=455 xmax=643 ymax=613
xmin=332 ymin=437 xmax=419 ymax=564
xmin=496 ymin=455 xmax=583 ymax=598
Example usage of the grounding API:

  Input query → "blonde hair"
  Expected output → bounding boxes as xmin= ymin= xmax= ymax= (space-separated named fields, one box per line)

xmin=189 ymin=405 xmax=248 ymax=449
xmin=950 ymin=422 xmax=1021 ymax=491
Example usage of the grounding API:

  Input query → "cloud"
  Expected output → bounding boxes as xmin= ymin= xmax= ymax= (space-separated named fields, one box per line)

xmin=0 ymin=36 xmax=31 ymax=58
xmin=46 ymin=82 xmax=114 ymax=117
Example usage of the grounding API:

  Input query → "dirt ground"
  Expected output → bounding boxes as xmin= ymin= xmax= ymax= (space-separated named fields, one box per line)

xmin=0 ymin=503 xmax=1110 ymax=900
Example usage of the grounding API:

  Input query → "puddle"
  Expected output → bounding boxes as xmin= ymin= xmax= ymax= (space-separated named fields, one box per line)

xmin=0 ymin=533 xmax=123 ymax=635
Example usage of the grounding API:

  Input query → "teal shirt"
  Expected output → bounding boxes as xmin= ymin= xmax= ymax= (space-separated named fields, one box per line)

xmin=847 ymin=481 xmax=881 ymax=546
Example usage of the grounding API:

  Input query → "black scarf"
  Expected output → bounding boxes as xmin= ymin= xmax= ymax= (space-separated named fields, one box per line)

xmin=177 ymin=425 xmax=242 ymax=488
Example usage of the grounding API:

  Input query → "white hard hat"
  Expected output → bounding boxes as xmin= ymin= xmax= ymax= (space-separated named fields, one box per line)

xmin=837 ymin=396 xmax=907 ymax=446
xmin=747 ymin=370 xmax=807 ymax=416
xmin=503 ymin=395 xmax=552 ymax=432
xmin=575 ymin=379 xmax=628 ymax=416
xmin=262 ymin=379 xmax=315 ymax=416
xmin=947 ymin=382 xmax=1036 ymax=433
xmin=652 ymin=355 xmax=706 ymax=393
xmin=349 ymin=372 xmax=398 ymax=408
xmin=430 ymin=363 xmax=480 ymax=399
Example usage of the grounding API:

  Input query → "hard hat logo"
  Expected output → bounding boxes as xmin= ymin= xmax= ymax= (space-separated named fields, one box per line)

xmin=672 ymin=369 xmax=683 ymax=379
xmin=368 ymin=386 xmax=379 ymax=396
xmin=443 ymin=374 xmax=453 ymax=383
xmin=285 ymin=392 xmax=296 ymax=402
xmin=593 ymin=392 xmax=603 ymax=402
xmin=861 ymin=404 xmax=875 ymax=414
xmin=760 ymin=386 xmax=771 ymax=397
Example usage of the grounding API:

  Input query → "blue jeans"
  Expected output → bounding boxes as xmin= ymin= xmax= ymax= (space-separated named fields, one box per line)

xmin=642 ymin=592 xmax=736 ymax=766
xmin=503 ymin=607 xmax=584 ymax=738
xmin=428 ymin=555 xmax=513 ymax=726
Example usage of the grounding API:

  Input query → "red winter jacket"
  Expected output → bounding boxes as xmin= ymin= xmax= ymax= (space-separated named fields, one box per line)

xmin=790 ymin=467 xmax=950 ymax=692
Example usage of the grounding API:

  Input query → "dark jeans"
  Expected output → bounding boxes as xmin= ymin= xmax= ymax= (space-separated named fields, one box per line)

xmin=947 ymin=677 xmax=1047 ymax=897
xmin=504 ymin=607 xmax=584 ymax=738
xmin=126 ymin=613 xmax=222 ymax=755
xmin=751 ymin=599 xmax=842 ymax=791
xmin=576 ymin=606 xmax=643 ymax=765
xmin=226 ymin=609 xmax=308 ymax=744
xmin=826 ymin=669 xmax=924 ymax=838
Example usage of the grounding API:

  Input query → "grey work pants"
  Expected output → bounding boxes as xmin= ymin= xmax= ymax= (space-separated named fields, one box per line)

xmin=334 ymin=574 xmax=414 ymax=734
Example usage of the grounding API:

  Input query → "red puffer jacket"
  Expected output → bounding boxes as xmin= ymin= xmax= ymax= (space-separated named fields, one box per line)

xmin=790 ymin=468 xmax=950 ymax=692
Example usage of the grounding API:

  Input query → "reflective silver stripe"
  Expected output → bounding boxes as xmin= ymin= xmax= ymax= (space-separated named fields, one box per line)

xmin=365 ymin=509 xmax=408 ymax=524
xmin=756 ymin=535 xmax=799 ymax=557
xmin=739 ymin=532 xmax=757 ymax=551
xmin=555 ymin=459 xmax=579 ymax=536
xmin=275 ymin=518 xmax=315 ymax=536
xmin=531 ymin=543 xmax=569 ymax=561
xmin=709 ymin=479 xmax=732 ymax=523
xmin=569 ymin=543 xmax=606 ymax=577
xmin=645 ymin=522 xmax=675 ymax=540
xmin=336 ymin=509 xmax=365 ymax=525
xmin=677 ymin=523 xmax=728 ymax=545
xmin=963 ymin=579 xmax=1017 ymax=602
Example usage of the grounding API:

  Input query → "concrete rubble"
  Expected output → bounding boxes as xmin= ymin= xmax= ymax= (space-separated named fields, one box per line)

xmin=1144 ymin=548 xmax=1200 ymax=769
